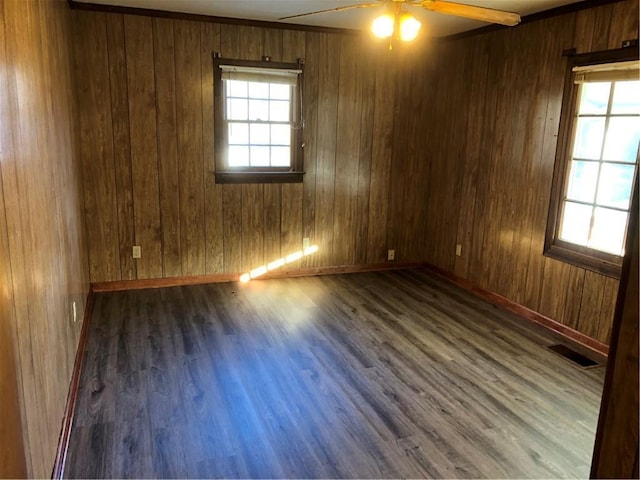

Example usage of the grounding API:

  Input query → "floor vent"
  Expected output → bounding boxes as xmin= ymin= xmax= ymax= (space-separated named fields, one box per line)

xmin=546 ymin=344 xmax=600 ymax=368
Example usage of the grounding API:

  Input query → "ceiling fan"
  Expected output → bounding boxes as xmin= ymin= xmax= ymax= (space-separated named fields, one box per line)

xmin=279 ymin=0 xmax=521 ymax=43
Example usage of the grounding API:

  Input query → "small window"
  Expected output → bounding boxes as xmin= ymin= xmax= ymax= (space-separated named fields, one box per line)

xmin=213 ymin=56 xmax=304 ymax=184
xmin=545 ymin=48 xmax=639 ymax=278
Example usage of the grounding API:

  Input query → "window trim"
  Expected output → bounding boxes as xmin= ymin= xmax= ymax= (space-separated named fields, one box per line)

xmin=544 ymin=46 xmax=639 ymax=279
xmin=213 ymin=56 xmax=304 ymax=184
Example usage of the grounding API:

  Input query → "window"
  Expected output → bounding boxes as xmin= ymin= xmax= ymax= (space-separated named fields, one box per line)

xmin=213 ymin=56 xmax=304 ymax=183
xmin=545 ymin=48 xmax=639 ymax=278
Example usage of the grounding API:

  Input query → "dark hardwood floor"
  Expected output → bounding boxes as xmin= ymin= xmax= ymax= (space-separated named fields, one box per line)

xmin=65 ymin=268 xmax=605 ymax=478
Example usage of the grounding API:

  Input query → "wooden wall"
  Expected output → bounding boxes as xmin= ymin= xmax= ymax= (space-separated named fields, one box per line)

xmin=0 ymin=0 xmax=90 ymax=477
xmin=73 ymin=0 xmax=636 ymax=347
xmin=72 ymin=11 xmax=415 ymax=282
xmin=395 ymin=0 xmax=638 ymax=345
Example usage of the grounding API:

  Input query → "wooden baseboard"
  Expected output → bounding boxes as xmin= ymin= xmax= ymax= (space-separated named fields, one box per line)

xmin=91 ymin=262 xmax=424 ymax=292
xmin=92 ymin=262 xmax=609 ymax=356
xmin=421 ymin=263 xmax=609 ymax=357
xmin=52 ymin=288 xmax=95 ymax=480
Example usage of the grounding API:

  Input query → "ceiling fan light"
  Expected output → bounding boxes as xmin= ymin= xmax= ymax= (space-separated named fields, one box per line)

xmin=399 ymin=14 xmax=421 ymax=42
xmin=372 ymin=14 xmax=394 ymax=38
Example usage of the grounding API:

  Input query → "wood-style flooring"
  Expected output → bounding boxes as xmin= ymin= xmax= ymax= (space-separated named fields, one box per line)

xmin=64 ymin=268 xmax=605 ymax=478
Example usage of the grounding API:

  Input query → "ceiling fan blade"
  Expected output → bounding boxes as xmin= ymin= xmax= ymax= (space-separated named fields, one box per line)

xmin=279 ymin=2 xmax=383 ymax=21
xmin=421 ymin=0 xmax=521 ymax=26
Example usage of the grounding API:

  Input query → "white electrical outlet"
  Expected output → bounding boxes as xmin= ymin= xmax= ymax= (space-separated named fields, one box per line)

xmin=303 ymin=237 xmax=310 ymax=250
xmin=72 ymin=301 xmax=77 ymax=323
xmin=388 ymin=249 xmax=395 ymax=261
xmin=456 ymin=244 xmax=462 ymax=256
xmin=133 ymin=245 xmax=141 ymax=258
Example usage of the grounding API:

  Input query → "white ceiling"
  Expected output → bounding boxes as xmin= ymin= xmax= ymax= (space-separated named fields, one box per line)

xmin=75 ymin=0 xmax=583 ymax=37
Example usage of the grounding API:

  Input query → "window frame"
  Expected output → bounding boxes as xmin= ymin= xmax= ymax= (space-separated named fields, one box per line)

xmin=544 ymin=46 xmax=639 ymax=279
xmin=213 ymin=56 xmax=304 ymax=184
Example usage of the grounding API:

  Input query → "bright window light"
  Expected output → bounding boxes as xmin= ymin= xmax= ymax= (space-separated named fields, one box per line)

xmin=559 ymin=77 xmax=639 ymax=256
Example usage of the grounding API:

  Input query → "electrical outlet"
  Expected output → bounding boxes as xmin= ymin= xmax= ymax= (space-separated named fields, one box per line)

xmin=72 ymin=301 xmax=77 ymax=323
xmin=303 ymin=237 xmax=310 ymax=250
xmin=456 ymin=244 xmax=462 ymax=257
xmin=388 ymin=249 xmax=395 ymax=261
xmin=132 ymin=245 xmax=141 ymax=259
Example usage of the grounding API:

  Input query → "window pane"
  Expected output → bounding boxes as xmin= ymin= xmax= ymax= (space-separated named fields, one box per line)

xmin=566 ymin=160 xmax=599 ymax=203
xmin=578 ymin=82 xmax=611 ymax=115
xmin=573 ymin=117 xmax=605 ymax=160
xmin=611 ymin=81 xmax=640 ymax=114
xmin=250 ymin=146 xmax=270 ymax=166
xmin=249 ymin=123 xmax=270 ymax=145
xmin=248 ymin=100 xmax=269 ymax=121
xmin=227 ymin=98 xmax=248 ymax=120
xmin=270 ymin=100 xmax=290 ymax=122
xmin=602 ymin=116 xmax=640 ymax=163
xmin=271 ymin=124 xmax=290 ymax=146
xmin=228 ymin=146 xmax=249 ymax=167
xmin=588 ymin=207 xmax=627 ymax=255
xmin=227 ymin=80 xmax=247 ymax=98
xmin=559 ymin=201 xmax=592 ymax=246
xmin=248 ymin=81 xmax=269 ymax=99
xmin=228 ymin=122 xmax=249 ymax=145
xmin=271 ymin=146 xmax=290 ymax=167
xmin=270 ymin=83 xmax=290 ymax=100
xmin=596 ymin=163 xmax=635 ymax=209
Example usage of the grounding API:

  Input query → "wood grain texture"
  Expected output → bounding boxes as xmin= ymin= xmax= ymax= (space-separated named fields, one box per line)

xmin=219 ymin=24 xmax=243 ymax=274
xmin=0 ymin=0 xmax=90 ymax=476
xmin=312 ymin=33 xmax=340 ymax=267
xmin=65 ymin=269 xmax=605 ymax=479
xmin=175 ymin=19 xmax=206 ymax=276
xmin=201 ymin=21 xmax=224 ymax=274
xmin=0 ymin=89 xmax=27 ymax=478
xmin=333 ymin=34 xmax=362 ymax=266
xmin=70 ymin=0 xmax=636 ymax=347
xmin=153 ymin=17 xmax=181 ymax=278
xmin=52 ymin=290 xmax=95 ymax=480
xmin=73 ymin=11 xmax=119 ymax=282
xmin=410 ymin=1 xmax=636 ymax=345
xmin=106 ymin=13 xmax=136 ymax=281
xmin=280 ymin=29 xmax=305 ymax=269
xmin=423 ymin=263 xmax=609 ymax=356
xmin=91 ymin=262 xmax=423 ymax=292
xmin=262 ymin=29 xmax=283 ymax=267
xmin=72 ymin=12 xmax=402 ymax=279
xmin=366 ymin=51 xmax=395 ymax=264
xmin=124 ymin=15 xmax=162 ymax=279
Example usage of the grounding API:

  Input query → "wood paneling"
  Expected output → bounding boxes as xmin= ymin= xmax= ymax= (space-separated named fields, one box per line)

xmin=280 ymin=30 xmax=305 ymax=269
xmin=107 ymin=14 xmax=136 ymax=281
xmin=153 ymin=18 xmax=181 ymax=278
xmin=72 ymin=0 xmax=635 ymax=347
xmin=175 ymin=19 xmax=206 ymax=276
xmin=201 ymin=22 xmax=224 ymax=274
xmin=73 ymin=13 xmax=403 ymax=280
xmin=0 ymin=0 xmax=90 ymax=477
xmin=124 ymin=15 xmax=163 ymax=279
xmin=409 ymin=0 xmax=637 ymax=345
xmin=0 ymin=119 xmax=27 ymax=479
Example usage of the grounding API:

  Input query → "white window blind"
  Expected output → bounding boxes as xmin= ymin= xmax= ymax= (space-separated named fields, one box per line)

xmin=219 ymin=65 xmax=302 ymax=85
xmin=573 ymin=60 xmax=640 ymax=83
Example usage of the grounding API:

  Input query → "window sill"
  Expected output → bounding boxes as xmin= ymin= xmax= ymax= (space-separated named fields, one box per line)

xmin=215 ymin=171 xmax=304 ymax=184
xmin=543 ymin=243 xmax=622 ymax=279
